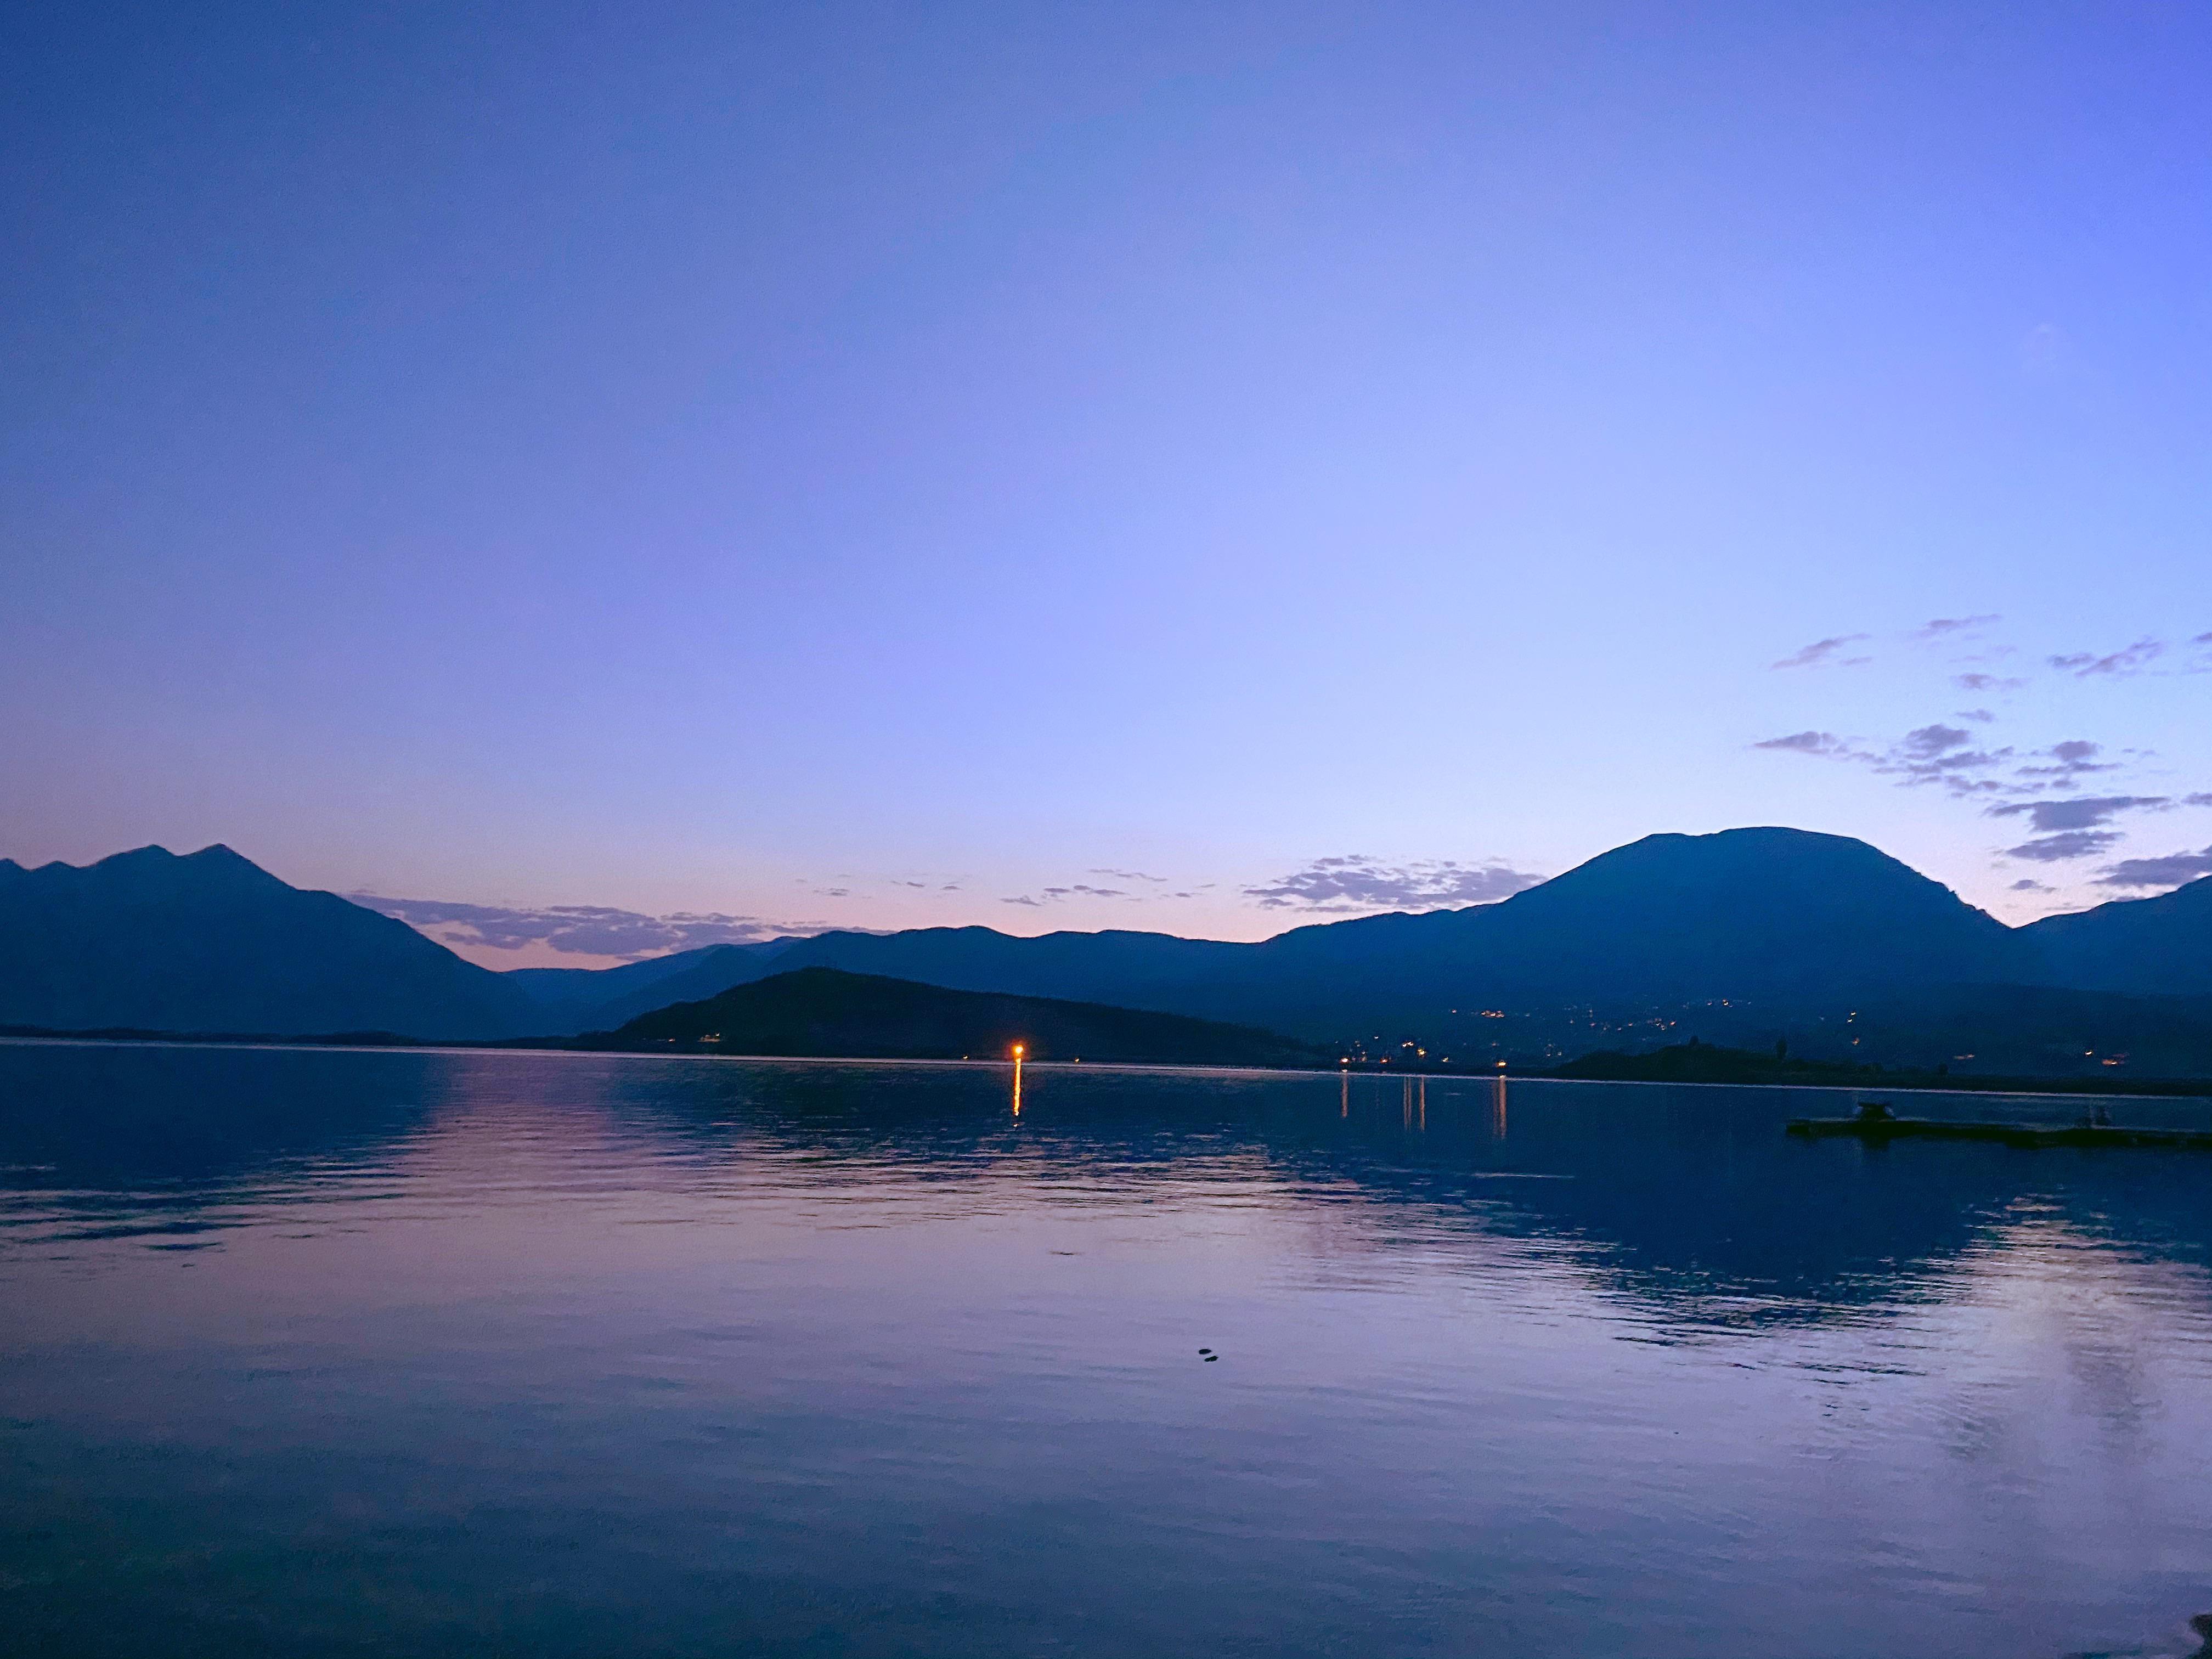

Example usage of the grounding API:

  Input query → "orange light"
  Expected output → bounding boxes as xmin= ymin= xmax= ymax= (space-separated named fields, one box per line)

xmin=1012 ymin=1043 xmax=1025 ymax=1058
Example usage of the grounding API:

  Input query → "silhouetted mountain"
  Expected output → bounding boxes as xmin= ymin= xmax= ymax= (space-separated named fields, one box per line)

xmin=602 ymin=829 xmax=2037 ymax=1041
xmin=573 ymin=830 xmax=2212 ymax=1075
xmin=600 ymin=967 xmax=1323 ymax=1067
xmin=2021 ymin=876 xmax=2212 ymax=996
xmin=0 ymin=846 xmax=537 ymax=1039
xmin=16 ymin=831 xmax=2211 ymax=1065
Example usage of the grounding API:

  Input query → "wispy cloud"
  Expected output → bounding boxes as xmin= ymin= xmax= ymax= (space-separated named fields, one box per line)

xmin=1874 ymin=724 xmax=2016 ymax=796
xmin=1899 ymin=723 xmax=1974 ymax=759
xmin=998 ymin=876 xmax=1174 ymax=907
xmin=2004 ymin=830 xmax=2123 ymax=863
xmin=2049 ymin=638 xmax=2164 ymax=678
xmin=2095 ymin=846 xmax=2212 ymax=890
xmin=1753 ymin=721 xmax=2174 ymax=809
xmin=1770 ymin=635 xmax=1872 ymax=670
xmin=1986 ymin=794 xmax=2170 ymax=834
xmin=1756 ymin=621 xmax=2209 ymax=880
xmin=1752 ymin=725 xmax=2015 ymax=797
xmin=2013 ymin=739 xmax=2118 ymax=783
xmin=1913 ymin=614 xmax=2001 ymax=641
xmin=1245 ymin=855 xmax=1544 ymax=913
xmin=1752 ymin=730 xmax=1860 ymax=758
xmin=354 ymin=896 xmax=804 ymax=960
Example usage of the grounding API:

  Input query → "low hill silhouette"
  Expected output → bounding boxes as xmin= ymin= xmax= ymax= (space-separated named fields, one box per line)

xmin=597 ymin=967 xmax=1323 ymax=1067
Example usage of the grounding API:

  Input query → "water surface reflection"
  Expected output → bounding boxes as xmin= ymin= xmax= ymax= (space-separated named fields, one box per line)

xmin=3 ymin=1042 xmax=2210 ymax=1658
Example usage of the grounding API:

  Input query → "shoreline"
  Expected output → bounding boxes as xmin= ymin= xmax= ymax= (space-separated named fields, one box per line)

xmin=5 ymin=1028 xmax=2210 ymax=1102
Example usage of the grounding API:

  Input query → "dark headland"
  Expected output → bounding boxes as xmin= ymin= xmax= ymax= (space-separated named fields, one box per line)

xmin=555 ymin=966 xmax=1326 ymax=1068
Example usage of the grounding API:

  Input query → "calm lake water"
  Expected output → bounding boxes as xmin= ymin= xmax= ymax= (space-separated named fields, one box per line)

xmin=5 ymin=1042 xmax=2212 ymax=1658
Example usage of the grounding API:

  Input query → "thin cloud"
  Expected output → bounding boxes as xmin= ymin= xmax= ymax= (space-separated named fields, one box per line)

xmin=1753 ymin=725 xmax=2013 ymax=797
xmin=2014 ymin=739 xmax=2118 ymax=784
xmin=1756 ymin=624 xmax=2197 ymax=866
xmin=1753 ymin=730 xmax=1859 ymax=757
xmin=1245 ymin=855 xmax=1544 ymax=913
xmin=353 ymin=895 xmax=803 ymax=960
xmin=1090 ymin=868 xmax=1169 ymax=884
xmin=1878 ymin=725 xmax=2016 ymax=796
xmin=2008 ymin=879 xmax=2055 ymax=893
xmin=2095 ymin=847 xmax=2212 ymax=890
xmin=1913 ymin=614 xmax=2000 ymax=641
xmin=1000 ymin=881 xmax=1139 ymax=906
xmin=1770 ymin=635 xmax=1872 ymax=670
xmin=2005 ymin=830 xmax=2123 ymax=863
xmin=2049 ymin=639 xmax=2164 ymax=678
xmin=1985 ymin=794 xmax=2170 ymax=834
xmin=1900 ymin=724 xmax=1973 ymax=758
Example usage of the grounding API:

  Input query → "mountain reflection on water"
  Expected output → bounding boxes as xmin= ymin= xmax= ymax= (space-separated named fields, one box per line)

xmin=4 ymin=1040 xmax=2211 ymax=1659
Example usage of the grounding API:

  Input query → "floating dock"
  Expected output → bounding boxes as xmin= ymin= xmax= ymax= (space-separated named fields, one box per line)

xmin=1788 ymin=1102 xmax=2212 ymax=1151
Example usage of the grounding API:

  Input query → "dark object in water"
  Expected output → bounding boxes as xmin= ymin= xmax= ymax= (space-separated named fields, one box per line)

xmin=1789 ymin=1102 xmax=2212 ymax=1151
xmin=1198 ymin=1348 xmax=1211 ymax=1355
xmin=1204 ymin=1355 xmax=1218 ymax=1362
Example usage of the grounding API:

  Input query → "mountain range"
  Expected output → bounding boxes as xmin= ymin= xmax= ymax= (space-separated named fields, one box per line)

xmin=3 ymin=830 xmax=2208 ymax=1073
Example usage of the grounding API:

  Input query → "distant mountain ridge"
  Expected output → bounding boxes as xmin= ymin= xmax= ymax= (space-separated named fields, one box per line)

xmin=500 ymin=940 xmax=797 ymax=1026
xmin=4 ymin=832 xmax=2208 ymax=1071
xmin=2021 ymin=876 xmax=2212 ymax=996
xmin=596 ymin=829 xmax=2046 ymax=1037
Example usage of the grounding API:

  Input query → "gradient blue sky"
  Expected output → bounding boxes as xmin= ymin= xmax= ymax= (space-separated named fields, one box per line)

xmin=6 ymin=3 xmax=2209 ymax=966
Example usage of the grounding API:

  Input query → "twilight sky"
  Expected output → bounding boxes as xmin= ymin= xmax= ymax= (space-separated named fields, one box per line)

xmin=6 ymin=4 xmax=2210 ymax=968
